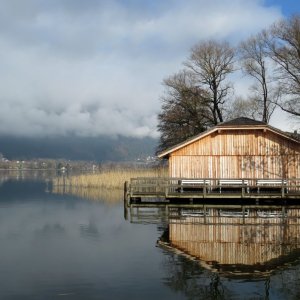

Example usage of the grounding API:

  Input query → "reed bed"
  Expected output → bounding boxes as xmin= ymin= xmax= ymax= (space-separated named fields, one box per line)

xmin=52 ymin=166 xmax=168 ymax=189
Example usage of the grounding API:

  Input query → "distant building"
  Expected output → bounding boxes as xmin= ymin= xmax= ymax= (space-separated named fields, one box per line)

xmin=158 ymin=117 xmax=300 ymax=179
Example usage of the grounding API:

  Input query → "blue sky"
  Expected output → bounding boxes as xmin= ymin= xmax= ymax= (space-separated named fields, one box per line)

xmin=265 ymin=0 xmax=300 ymax=16
xmin=0 ymin=0 xmax=298 ymax=138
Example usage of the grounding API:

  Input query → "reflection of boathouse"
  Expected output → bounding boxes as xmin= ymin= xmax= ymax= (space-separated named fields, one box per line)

xmin=160 ymin=207 xmax=300 ymax=276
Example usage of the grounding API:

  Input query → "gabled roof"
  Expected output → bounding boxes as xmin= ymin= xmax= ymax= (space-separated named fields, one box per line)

xmin=218 ymin=117 xmax=266 ymax=127
xmin=158 ymin=117 xmax=300 ymax=158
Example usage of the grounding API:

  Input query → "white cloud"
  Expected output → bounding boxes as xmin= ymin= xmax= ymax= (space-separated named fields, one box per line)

xmin=0 ymin=0 xmax=288 ymax=138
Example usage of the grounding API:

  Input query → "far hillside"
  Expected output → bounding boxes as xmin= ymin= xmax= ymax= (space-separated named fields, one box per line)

xmin=0 ymin=135 xmax=158 ymax=162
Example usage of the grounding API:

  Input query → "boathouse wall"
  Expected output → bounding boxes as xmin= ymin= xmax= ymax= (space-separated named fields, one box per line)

xmin=168 ymin=128 xmax=300 ymax=179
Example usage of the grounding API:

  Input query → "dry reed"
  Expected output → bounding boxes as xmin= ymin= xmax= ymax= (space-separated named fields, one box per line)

xmin=52 ymin=166 xmax=168 ymax=189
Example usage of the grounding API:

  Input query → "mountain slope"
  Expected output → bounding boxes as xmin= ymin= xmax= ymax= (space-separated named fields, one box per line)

xmin=0 ymin=135 xmax=158 ymax=161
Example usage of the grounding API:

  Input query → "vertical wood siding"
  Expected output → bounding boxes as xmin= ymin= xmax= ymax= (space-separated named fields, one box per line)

xmin=169 ymin=129 xmax=300 ymax=179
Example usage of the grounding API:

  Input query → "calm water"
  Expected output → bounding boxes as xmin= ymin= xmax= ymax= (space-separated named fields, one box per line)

xmin=1 ymin=174 xmax=300 ymax=299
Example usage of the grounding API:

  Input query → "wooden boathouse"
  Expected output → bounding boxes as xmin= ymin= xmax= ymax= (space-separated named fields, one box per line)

xmin=125 ymin=118 xmax=300 ymax=204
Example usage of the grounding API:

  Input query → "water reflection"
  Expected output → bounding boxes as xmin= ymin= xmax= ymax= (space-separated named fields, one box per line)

xmin=53 ymin=185 xmax=123 ymax=204
xmin=79 ymin=219 xmax=101 ymax=240
xmin=127 ymin=205 xmax=300 ymax=298
xmin=34 ymin=223 xmax=66 ymax=237
xmin=0 ymin=169 xmax=57 ymax=183
xmin=3 ymin=172 xmax=300 ymax=299
xmin=159 ymin=207 xmax=300 ymax=278
xmin=161 ymin=256 xmax=234 ymax=300
xmin=0 ymin=178 xmax=177 ymax=300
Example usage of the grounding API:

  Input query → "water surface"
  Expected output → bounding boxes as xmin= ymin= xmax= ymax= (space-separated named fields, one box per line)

xmin=1 ymin=174 xmax=300 ymax=299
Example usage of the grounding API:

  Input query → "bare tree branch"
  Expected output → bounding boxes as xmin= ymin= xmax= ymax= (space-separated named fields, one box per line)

xmin=184 ymin=40 xmax=235 ymax=124
xmin=238 ymin=33 xmax=276 ymax=123
xmin=264 ymin=15 xmax=300 ymax=118
xmin=157 ymin=71 xmax=213 ymax=152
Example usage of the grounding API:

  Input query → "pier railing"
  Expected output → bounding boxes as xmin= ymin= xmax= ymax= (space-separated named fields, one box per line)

xmin=124 ymin=177 xmax=300 ymax=202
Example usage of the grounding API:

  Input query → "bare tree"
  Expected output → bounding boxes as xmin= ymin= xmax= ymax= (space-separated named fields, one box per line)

xmin=157 ymin=70 xmax=213 ymax=152
xmin=227 ymin=96 xmax=262 ymax=120
xmin=184 ymin=40 xmax=235 ymax=124
xmin=157 ymin=40 xmax=236 ymax=152
xmin=265 ymin=15 xmax=300 ymax=117
xmin=239 ymin=34 xmax=277 ymax=123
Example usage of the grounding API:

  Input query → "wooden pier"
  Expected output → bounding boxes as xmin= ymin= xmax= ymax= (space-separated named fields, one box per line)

xmin=124 ymin=177 xmax=300 ymax=206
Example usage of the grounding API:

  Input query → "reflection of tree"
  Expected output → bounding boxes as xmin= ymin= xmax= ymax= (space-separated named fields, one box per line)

xmin=162 ymin=251 xmax=231 ymax=300
xmin=276 ymin=267 xmax=300 ymax=299
xmin=160 ymin=241 xmax=300 ymax=299
xmin=264 ymin=277 xmax=270 ymax=300
xmin=209 ymin=273 xmax=226 ymax=300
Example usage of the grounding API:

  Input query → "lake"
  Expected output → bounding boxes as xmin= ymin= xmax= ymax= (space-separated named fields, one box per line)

xmin=1 ymin=172 xmax=300 ymax=299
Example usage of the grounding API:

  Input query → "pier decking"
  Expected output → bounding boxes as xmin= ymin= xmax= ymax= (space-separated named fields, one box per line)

xmin=124 ymin=177 xmax=300 ymax=206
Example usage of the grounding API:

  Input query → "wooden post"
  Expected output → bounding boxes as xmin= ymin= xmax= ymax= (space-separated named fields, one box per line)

xmin=130 ymin=181 xmax=133 ymax=199
xmin=130 ymin=206 xmax=133 ymax=222
xmin=124 ymin=181 xmax=128 ymax=202
xmin=165 ymin=185 xmax=168 ymax=198
xmin=124 ymin=181 xmax=132 ymax=207
xmin=179 ymin=179 xmax=183 ymax=193
xmin=282 ymin=206 xmax=286 ymax=218
xmin=242 ymin=179 xmax=245 ymax=198
xmin=124 ymin=197 xmax=128 ymax=220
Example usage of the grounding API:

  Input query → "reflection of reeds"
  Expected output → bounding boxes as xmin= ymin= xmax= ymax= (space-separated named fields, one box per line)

xmin=52 ymin=167 xmax=167 ymax=189
xmin=0 ymin=169 xmax=57 ymax=182
xmin=52 ymin=185 xmax=123 ymax=204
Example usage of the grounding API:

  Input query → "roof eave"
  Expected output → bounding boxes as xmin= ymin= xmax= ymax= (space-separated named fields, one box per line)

xmin=157 ymin=124 xmax=300 ymax=158
xmin=157 ymin=127 xmax=217 ymax=158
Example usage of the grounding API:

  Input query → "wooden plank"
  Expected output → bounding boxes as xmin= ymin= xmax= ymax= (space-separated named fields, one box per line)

xmin=169 ymin=128 xmax=300 ymax=179
xmin=126 ymin=177 xmax=300 ymax=204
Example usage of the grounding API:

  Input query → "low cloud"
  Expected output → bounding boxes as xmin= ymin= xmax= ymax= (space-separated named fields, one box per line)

xmin=0 ymin=0 xmax=284 ymax=138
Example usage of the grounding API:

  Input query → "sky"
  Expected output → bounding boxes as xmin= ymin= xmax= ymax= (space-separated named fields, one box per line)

xmin=0 ymin=0 xmax=299 ymax=139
